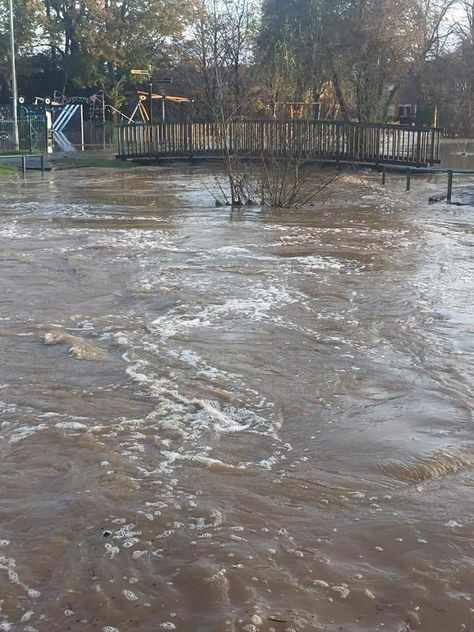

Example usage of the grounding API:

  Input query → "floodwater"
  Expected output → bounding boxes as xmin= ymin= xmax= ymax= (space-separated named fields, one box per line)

xmin=0 ymin=159 xmax=473 ymax=632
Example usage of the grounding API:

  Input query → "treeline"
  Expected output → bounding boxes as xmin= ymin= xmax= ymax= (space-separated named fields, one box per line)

xmin=0 ymin=0 xmax=473 ymax=135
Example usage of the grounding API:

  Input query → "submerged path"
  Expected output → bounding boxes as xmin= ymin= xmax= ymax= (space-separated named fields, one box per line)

xmin=0 ymin=165 xmax=473 ymax=631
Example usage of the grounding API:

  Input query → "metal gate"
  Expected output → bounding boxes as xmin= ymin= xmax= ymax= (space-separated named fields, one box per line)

xmin=20 ymin=116 xmax=47 ymax=151
xmin=0 ymin=116 xmax=47 ymax=152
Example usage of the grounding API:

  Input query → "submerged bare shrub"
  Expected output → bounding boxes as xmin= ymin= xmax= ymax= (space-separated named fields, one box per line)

xmin=207 ymin=149 xmax=340 ymax=209
xmin=257 ymin=156 xmax=340 ymax=208
xmin=209 ymin=118 xmax=340 ymax=208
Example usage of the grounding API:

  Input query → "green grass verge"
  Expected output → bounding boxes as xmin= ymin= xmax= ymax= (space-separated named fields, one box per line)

xmin=50 ymin=156 xmax=137 ymax=169
xmin=0 ymin=163 xmax=18 ymax=173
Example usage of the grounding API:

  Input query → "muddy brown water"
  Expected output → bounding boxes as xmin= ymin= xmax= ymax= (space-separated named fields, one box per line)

xmin=0 ymin=155 xmax=473 ymax=632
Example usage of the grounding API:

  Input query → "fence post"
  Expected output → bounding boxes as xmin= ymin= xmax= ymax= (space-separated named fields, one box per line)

xmin=415 ymin=130 xmax=421 ymax=165
xmin=447 ymin=170 xmax=453 ymax=203
xmin=28 ymin=118 xmax=32 ymax=153
xmin=382 ymin=165 xmax=386 ymax=186
xmin=21 ymin=154 xmax=26 ymax=174
xmin=40 ymin=154 xmax=44 ymax=173
xmin=406 ymin=168 xmax=411 ymax=192
xmin=430 ymin=129 xmax=435 ymax=166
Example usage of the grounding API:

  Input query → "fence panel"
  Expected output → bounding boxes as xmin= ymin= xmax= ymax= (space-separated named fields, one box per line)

xmin=0 ymin=117 xmax=47 ymax=152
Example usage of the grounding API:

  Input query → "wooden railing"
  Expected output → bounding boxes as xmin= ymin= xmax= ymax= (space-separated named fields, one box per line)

xmin=117 ymin=120 xmax=441 ymax=167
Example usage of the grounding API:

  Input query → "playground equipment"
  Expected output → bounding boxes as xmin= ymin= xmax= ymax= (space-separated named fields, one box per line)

xmin=128 ymin=68 xmax=192 ymax=124
xmin=51 ymin=103 xmax=82 ymax=151
xmin=129 ymin=92 xmax=192 ymax=124
xmin=272 ymin=101 xmax=322 ymax=119
xmin=15 ymin=94 xmax=88 ymax=152
xmin=39 ymin=92 xmax=131 ymax=151
xmin=0 ymin=83 xmax=192 ymax=152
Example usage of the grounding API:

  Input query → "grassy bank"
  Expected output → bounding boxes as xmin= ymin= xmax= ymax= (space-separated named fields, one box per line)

xmin=0 ymin=163 xmax=18 ymax=173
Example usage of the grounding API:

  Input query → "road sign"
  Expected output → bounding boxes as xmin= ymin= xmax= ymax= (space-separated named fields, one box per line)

xmin=131 ymin=69 xmax=150 ymax=76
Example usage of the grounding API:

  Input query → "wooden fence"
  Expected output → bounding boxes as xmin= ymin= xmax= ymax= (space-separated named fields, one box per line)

xmin=117 ymin=120 xmax=441 ymax=167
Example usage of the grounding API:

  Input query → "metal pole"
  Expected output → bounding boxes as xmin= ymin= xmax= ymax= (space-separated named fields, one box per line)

xmin=148 ymin=81 xmax=153 ymax=124
xmin=80 ymin=104 xmax=85 ymax=151
xmin=8 ymin=0 xmax=19 ymax=151
xmin=382 ymin=165 xmax=386 ymax=186
xmin=45 ymin=109 xmax=52 ymax=153
xmin=162 ymin=96 xmax=165 ymax=123
xmin=406 ymin=168 xmax=411 ymax=192
xmin=101 ymin=89 xmax=106 ymax=149
xmin=447 ymin=170 xmax=453 ymax=203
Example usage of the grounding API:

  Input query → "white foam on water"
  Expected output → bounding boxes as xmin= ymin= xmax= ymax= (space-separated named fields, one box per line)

xmin=126 ymin=367 xmax=278 ymax=436
xmin=151 ymin=284 xmax=295 ymax=339
xmin=166 ymin=345 xmax=235 ymax=381
xmin=194 ymin=399 xmax=257 ymax=433
xmin=20 ymin=611 xmax=34 ymax=622
xmin=214 ymin=246 xmax=252 ymax=255
xmin=90 ymin=229 xmax=172 ymax=253
xmin=257 ymin=454 xmax=280 ymax=470
xmin=8 ymin=424 xmax=47 ymax=444
xmin=332 ymin=585 xmax=351 ymax=599
xmin=55 ymin=421 xmax=88 ymax=430
xmin=104 ymin=543 xmax=120 ymax=559
xmin=121 ymin=589 xmax=138 ymax=601
xmin=291 ymin=255 xmax=346 ymax=270
xmin=160 ymin=451 xmax=240 ymax=472
xmin=112 ymin=523 xmax=142 ymax=543
xmin=0 ymin=401 xmax=17 ymax=415
xmin=0 ymin=222 xmax=32 ymax=240
xmin=364 ymin=588 xmax=376 ymax=600
xmin=122 ymin=360 xmax=285 ymax=475
xmin=0 ymin=554 xmax=40 ymax=599
xmin=167 ymin=348 xmax=200 ymax=367
xmin=6 ymin=200 xmax=121 ymax=220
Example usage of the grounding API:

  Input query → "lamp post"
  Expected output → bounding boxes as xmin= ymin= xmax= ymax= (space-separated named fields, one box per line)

xmin=8 ymin=0 xmax=19 ymax=150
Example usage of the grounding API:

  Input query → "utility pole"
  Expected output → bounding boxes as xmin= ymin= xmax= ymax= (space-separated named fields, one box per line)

xmin=8 ymin=0 xmax=19 ymax=151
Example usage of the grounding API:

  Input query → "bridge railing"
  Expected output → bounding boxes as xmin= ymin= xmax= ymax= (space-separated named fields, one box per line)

xmin=117 ymin=120 xmax=441 ymax=166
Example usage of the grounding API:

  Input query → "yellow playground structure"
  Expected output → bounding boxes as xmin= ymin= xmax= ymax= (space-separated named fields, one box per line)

xmin=129 ymin=91 xmax=192 ymax=124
